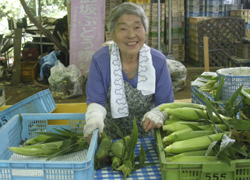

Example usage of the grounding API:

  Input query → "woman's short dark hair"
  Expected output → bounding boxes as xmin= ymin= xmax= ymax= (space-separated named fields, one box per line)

xmin=107 ymin=2 xmax=148 ymax=35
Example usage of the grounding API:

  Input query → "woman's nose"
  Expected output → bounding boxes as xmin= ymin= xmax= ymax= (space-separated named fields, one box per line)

xmin=127 ymin=28 xmax=135 ymax=38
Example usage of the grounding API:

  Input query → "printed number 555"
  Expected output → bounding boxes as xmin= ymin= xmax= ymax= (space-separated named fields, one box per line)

xmin=205 ymin=173 xmax=226 ymax=180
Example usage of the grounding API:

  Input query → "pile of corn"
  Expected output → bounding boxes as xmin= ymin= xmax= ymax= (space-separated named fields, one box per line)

xmin=199 ymin=76 xmax=219 ymax=97
xmin=94 ymin=118 xmax=155 ymax=179
xmin=8 ymin=128 xmax=89 ymax=161
xmin=159 ymin=102 xmax=249 ymax=163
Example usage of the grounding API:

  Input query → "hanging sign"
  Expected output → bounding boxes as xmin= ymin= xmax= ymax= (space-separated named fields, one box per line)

xmin=70 ymin=0 xmax=105 ymax=76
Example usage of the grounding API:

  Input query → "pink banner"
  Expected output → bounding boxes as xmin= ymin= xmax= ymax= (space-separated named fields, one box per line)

xmin=70 ymin=0 xmax=105 ymax=76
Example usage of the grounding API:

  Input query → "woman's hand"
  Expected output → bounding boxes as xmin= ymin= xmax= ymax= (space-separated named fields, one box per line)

xmin=142 ymin=118 xmax=162 ymax=132
xmin=85 ymin=132 xmax=102 ymax=144
xmin=141 ymin=106 xmax=168 ymax=133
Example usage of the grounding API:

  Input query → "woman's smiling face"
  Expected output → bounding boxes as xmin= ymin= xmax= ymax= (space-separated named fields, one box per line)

xmin=112 ymin=14 xmax=146 ymax=57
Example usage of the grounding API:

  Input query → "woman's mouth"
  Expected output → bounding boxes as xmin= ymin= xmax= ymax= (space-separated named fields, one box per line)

xmin=126 ymin=41 xmax=138 ymax=46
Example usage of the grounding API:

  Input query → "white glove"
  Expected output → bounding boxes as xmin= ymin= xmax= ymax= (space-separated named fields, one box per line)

xmin=84 ymin=103 xmax=107 ymax=138
xmin=141 ymin=106 xmax=168 ymax=125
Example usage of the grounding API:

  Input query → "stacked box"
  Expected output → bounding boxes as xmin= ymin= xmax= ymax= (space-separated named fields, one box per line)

xmin=224 ymin=4 xmax=243 ymax=17
xmin=189 ymin=17 xmax=212 ymax=66
xmin=186 ymin=0 xmax=206 ymax=18
xmin=231 ymin=9 xmax=250 ymax=31
xmin=148 ymin=3 xmax=165 ymax=49
xmin=205 ymin=0 xmax=224 ymax=17
xmin=185 ymin=0 xmax=206 ymax=62
xmin=105 ymin=0 xmax=123 ymax=41
xmin=235 ymin=41 xmax=250 ymax=59
xmin=166 ymin=44 xmax=185 ymax=61
xmin=165 ymin=0 xmax=185 ymax=61
xmin=246 ymin=29 xmax=250 ymax=38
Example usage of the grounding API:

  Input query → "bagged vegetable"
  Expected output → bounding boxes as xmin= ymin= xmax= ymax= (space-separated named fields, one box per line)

xmin=48 ymin=60 xmax=83 ymax=99
xmin=166 ymin=59 xmax=187 ymax=92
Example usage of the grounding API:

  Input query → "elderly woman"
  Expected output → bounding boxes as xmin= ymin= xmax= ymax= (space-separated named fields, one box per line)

xmin=84 ymin=2 xmax=174 ymax=142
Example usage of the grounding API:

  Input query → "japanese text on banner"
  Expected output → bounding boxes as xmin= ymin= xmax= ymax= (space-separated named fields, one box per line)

xmin=70 ymin=0 xmax=105 ymax=76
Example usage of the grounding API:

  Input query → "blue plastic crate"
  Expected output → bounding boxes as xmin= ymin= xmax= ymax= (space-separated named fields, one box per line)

xmin=224 ymin=11 xmax=230 ymax=17
xmin=0 ymin=89 xmax=56 ymax=129
xmin=246 ymin=23 xmax=250 ymax=29
xmin=207 ymin=12 xmax=223 ymax=17
xmin=0 ymin=113 xmax=98 ymax=180
xmin=186 ymin=11 xmax=200 ymax=18
xmin=206 ymin=0 xmax=223 ymax=5
xmin=217 ymin=67 xmax=250 ymax=104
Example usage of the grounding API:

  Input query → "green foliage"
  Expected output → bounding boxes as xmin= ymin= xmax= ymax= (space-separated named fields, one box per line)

xmin=0 ymin=0 xmax=66 ymax=34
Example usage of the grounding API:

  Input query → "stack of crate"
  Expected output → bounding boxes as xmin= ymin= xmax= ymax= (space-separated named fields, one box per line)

xmin=186 ymin=0 xmax=206 ymax=18
xmin=137 ymin=3 xmax=151 ymax=45
xmin=185 ymin=0 xmax=206 ymax=62
xmin=230 ymin=9 xmax=250 ymax=38
xmin=189 ymin=17 xmax=212 ymax=66
xmin=165 ymin=0 xmax=185 ymax=61
xmin=205 ymin=0 xmax=224 ymax=17
xmin=224 ymin=3 xmax=243 ymax=17
xmin=105 ymin=0 xmax=123 ymax=41
xmin=148 ymin=3 xmax=165 ymax=49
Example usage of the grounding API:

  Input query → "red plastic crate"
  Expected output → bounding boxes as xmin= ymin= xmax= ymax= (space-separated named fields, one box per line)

xmin=22 ymin=48 xmax=39 ymax=61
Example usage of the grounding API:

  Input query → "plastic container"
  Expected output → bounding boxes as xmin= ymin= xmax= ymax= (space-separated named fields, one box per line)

xmin=241 ymin=88 xmax=250 ymax=119
xmin=216 ymin=67 xmax=250 ymax=104
xmin=191 ymin=85 xmax=225 ymax=108
xmin=0 ymin=89 xmax=56 ymax=129
xmin=0 ymin=113 xmax=98 ymax=180
xmin=154 ymin=128 xmax=250 ymax=180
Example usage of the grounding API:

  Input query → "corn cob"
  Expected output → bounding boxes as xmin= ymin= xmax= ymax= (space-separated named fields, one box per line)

xmin=162 ymin=121 xmax=205 ymax=132
xmin=164 ymin=119 xmax=200 ymax=125
xmin=8 ymin=138 xmax=88 ymax=157
xmin=164 ymin=130 xmax=215 ymax=144
xmin=165 ymin=133 xmax=228 ymax=154
xmin=166 ymin=150 xmax=215 ymax=162
xmin=168 ymin=115 xmax=184 ymax=120
xmin=159 ymin=102 xmax=206 ymax=112
xmin=171 ymin=156 xmax=216 ymax=162
xmin=163 ymin=123 xmax=228 ymax=142
xmin=25 ymin=134 xmax=53 ymax=145
xmin=109 ymin=136 xmax=131 ymax=169
xmin=8 ymin=141 xmax=63 ymax=156
xmin=164 ymin=107 xmax=231 ymax=123
xmin=94 ymin=131 xmax=112 ymax=170
xmin=164 ymin=107 xmax=208 ymax=121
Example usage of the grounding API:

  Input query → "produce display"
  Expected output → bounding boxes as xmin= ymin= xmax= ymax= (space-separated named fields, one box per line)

xmin=94 ymin=118 xmax=155 ymax=179
xmin=159 ymin=99 xmax=250 ymax=166
xmin=8 ymin=128 xmax=89 ymax=161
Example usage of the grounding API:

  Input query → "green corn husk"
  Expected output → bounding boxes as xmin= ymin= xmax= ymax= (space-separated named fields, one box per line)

xmin=164 ymin=119 xmax=201 ymax=125
xmin=109 ymin=136 xmax=131 ymax=169
xmin=163 ymin=124 xmax=229 ymax=143
xmin=164 ymin=107 xmax=231 ymax=123
xmin=25 ymin=134 xmax=54 ymax=145
xmin=162 ymin=121 xmax=205 ymax=132
xmin=166 ymin=150 xmax=215 ymax=162
xmin=113 ymin=118 xmax=156 ymax=179
xmin=94 ymin=131 xmax=112 ymax=170
xmin=164 ymin=107 xmax=208 ymax=121
xmin=8 ymin=128 xmax=89 ymax=161
xmin=159 ymin=102 xmax=206 ymax=111
xmin=165 ymin=133 xmax=229 ymax=154
xmin=164 ymin=130 xmax=215 ymax=144
xmin=171 ymin=156 xmax=216 ymax=162
xmin=8 ymin=141 xmax=64 ymax=156
xmin=8 ymin=138 xmax=88 ymax=157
